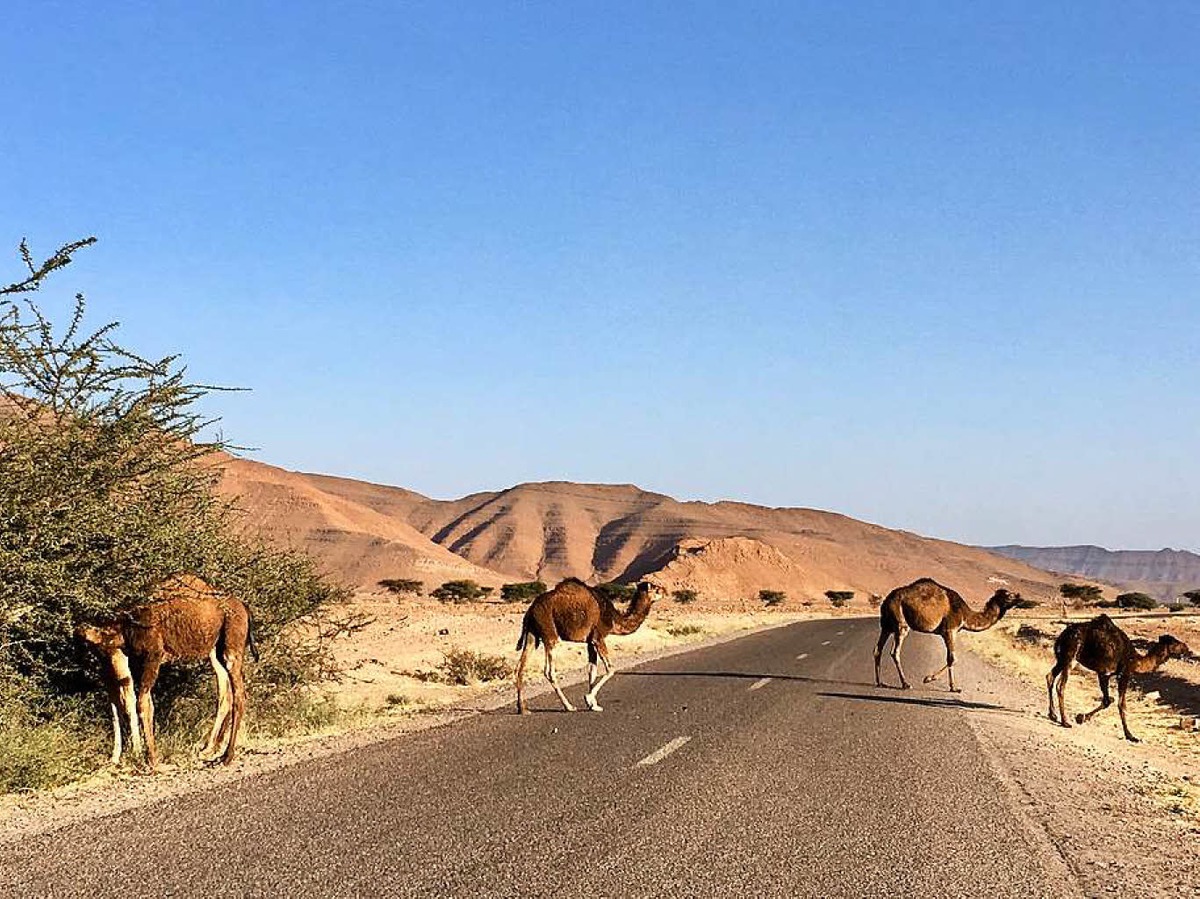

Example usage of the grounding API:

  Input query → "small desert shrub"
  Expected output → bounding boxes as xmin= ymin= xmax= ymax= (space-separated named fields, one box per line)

xmin=1167 ymin=603 xmax=1187 ymax=613
xmin=438 ymin=648 xmax=512 ymax=685
xmin=430 ymin=580 xmax=485 ymax=604
xmin=672 ymin=589 xmax=699 ymax=605
xmin=1015 ymin=598 xmax=1041 ymax=610
xmin=385 ymin=693 xmax=412 ymax=707
xmin=1116 ymin=592 xmax=1157 ymax=611
xmin=501 ymin=582 xmax=547 ymax=604
xmin=1015 ymin=624 xmax=1053 ymax=647
xmin=379 ymin=578 xmax=423 ymax=596
xmin=825 ymin=590 xmax=854 ymax=608
xmin=759 ymin=590 xmax=786 ymax=607
xmin=666 ymin=623 xmax=704 ymax=637
xmin=596 ymin=583 xmax=635 ymax=603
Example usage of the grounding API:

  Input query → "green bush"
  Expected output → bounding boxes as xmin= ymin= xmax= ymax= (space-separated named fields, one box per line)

xmin=1182 ymin=590 xmax=1200 ymax=606
xmin=1116 ymin=592 xmax=1157 ymax=611
xmin=1015 ymin=598 xmax=1041 ymax=610
xmin=1167 ymin=603 xmax=1187 ymax=613
xmin=825 ymin=590 xmax=854 ymax=607
xmin=438 ymin=648 xmax=512 ymax=685
xmin=672 ymin=589 xmax=699 ymax=605
xmin=759 ymin=590 xmax=786 ymax=607
xmin=430 ymin=580 xmax=485 ymax=604
xmin=0 ymin=236 xmax=349 ymax=791
xmin=1060 ymin=583 xmax=1103 ymax=605
xmin=595 ymin=583 xmax=635 ymax=603
xmin=379 ymin=578 xmax=423 ymax=596
xmin=500 ymin=581 xmax=546 ymax=604
xmin=666 ymin=623 xmax=704 ymax=637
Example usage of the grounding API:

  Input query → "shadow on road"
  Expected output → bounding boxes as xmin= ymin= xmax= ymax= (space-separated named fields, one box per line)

xmin=623 ymin=669 xmax=874 ymax=690
xmin=816 ymin=690 xmax=1013 ymax=713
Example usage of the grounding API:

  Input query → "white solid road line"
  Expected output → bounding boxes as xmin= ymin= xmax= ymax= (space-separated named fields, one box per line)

xmin=749 ymin=677 xmax=772 ymax=691
xmin=635 ymin=736 xmax=692 ymax=768
xmin=796 ymin=652 xmax=809 ymax=660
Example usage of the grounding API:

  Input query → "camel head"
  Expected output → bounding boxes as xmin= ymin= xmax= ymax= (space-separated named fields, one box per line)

xmin=1156 ymin=634 xmax=1192 ymax=661
xmin=74 ymin=620 xmax=125 ymax=656
xmin=989 ymin=588 xmax=1023 ymax=614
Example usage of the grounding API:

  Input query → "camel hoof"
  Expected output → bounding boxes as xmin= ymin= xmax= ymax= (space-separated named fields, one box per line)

xmin=1125 ymin=734 xmax=1140 ymax=744
xmin=948 ymin=687 xmax=962 ymax=694
xmin=589 ymin=704 xmax=604 ymax=712
xmin=517 ymin=706 xmax=530 ymax=716
xmin=900 ymin=683 xmax=912 ymax=691
xmin=923 ymin=675 xmax=936 ymax=684
xmin=1074 ymin=713 xmax=1086 ymax=725
xmin=563 ymin=704 xmax=577 ymax=713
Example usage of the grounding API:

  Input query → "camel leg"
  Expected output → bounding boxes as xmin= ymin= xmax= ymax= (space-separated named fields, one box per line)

xmin=1045 ymin=665 xmax=1062 ymax=723
xmin=584 ymin=639 xmax=614 ymax=712
xmin=108 ymin=700 xmax=124 ymax=766
xmin=1055 ymin=663 xmax=1071 ymax=728
xmin=1075 ymin=673 xmax=1113 ymax=725
xmin=515 ymin=636 xmax=534 ymax=715
xmin=891 ymin=626 xmax=911 ymax=689
xmin=221 ymin=650 xmax=246 ymax=764
xmin=873 ymin=629 xmax=891 ymax=687
xmin=136 ymin=655 xmax=162 ymax=769
xmin=109 ymin=650 xmax=142 ymax=760
xmin=542 ymin=643 xmax=575 ymax=712
xmin=200 ymin=648 xmax=233 ymax=761
xmin=1116 ymin=672 xmax=1138 ymax=742
xmin=923 ymin=630 xmax=960 ymax=692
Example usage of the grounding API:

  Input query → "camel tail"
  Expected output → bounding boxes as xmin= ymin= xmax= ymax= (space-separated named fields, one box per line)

xmin=515 ymin=612 xmax=542 ymax=651
xmin=247 ymin=608 xmax=261 ymax=662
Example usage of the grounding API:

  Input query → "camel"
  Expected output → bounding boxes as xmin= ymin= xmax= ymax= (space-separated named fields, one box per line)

xmin=874 ymin=578 xmax=1022 ymax=692
xmin=1046 ymin=614 xmax=1190 ymax=742
xmin=514 ymin=578 xmax=663 ymax=714
xmin=76 ymin=574 xmax=257 ymax=768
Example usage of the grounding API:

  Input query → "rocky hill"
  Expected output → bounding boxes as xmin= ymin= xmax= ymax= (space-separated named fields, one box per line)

xmin=987 ymin=545 xmax=1200 ymax=601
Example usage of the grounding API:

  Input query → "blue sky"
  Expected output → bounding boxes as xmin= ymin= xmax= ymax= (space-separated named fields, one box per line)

xmin=3 ymin=2 xmax=1197 ymax=549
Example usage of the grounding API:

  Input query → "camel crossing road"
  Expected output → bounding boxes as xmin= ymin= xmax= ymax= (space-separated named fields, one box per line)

xmin=2 ymin=619 xmax=1082 ymax=898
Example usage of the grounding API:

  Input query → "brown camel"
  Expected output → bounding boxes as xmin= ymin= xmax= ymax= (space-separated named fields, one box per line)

xmin=76 ymin=574 xmax=257 ymax=768
xmin=1046 ymin=614 xmax=1190 ymax=742
xmin=873 ymin=578 xmax=1022 ymax=692
xmin=515 ymin=578 xmax=663 ymax=714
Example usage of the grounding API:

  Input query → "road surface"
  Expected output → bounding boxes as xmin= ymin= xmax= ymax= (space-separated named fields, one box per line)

xmin=0 ymin=618 xmax=1077 ymax=898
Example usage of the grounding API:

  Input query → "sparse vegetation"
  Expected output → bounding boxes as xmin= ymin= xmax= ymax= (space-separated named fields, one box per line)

xmin=1167 ymin=604 xmax=1187 ymax=613
xmin=672 ymin=589 xmax=699 ymax=605
xmin=438 ymin=648 xmax=512 ymax=685
xmin=666 ymin=623 xmax=704 ymax=637
xmin=1060 ymin=583 xmax=1104 ymax=606
xmin=1116 ymin=592 xmax=1157 ymax=611
xmin=379 ymin=578 xmax=423 ymax=596
xmin=501 ymin=581 xmax=547 ymax=604
xmin=1182 ymin=590 xmax=1200 ymax=606
xmin=430 ymin=580 xmax=486 ymax=604
xmin=0 ymin=236 xmax=348 ymax=792
xmin=1014 ymin=598 xmax=1041 ymax=610
xmin=759 ymin=590 xmax=786 ymax=607
xmin=825 ymin=590 xmax=854 ymax=607
xmin=595 ymin=582 xmax=635 ymax=603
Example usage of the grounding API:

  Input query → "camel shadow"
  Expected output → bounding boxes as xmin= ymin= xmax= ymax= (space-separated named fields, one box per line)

xmin=623 ymin=670 xmax=876 ymax=690
xmin=1129 ymin=665 xmax=1200 ymax=718
xmin=816 ymin=690 xmax=1013 ymax=713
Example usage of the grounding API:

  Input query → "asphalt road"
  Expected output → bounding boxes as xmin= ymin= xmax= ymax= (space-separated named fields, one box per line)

xmin=1 ymin=618 xmax=1076 ymax=898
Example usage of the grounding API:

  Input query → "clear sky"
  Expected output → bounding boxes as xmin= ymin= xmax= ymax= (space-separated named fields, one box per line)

xmin=3 ymin=2 xmax=1197 ymax=550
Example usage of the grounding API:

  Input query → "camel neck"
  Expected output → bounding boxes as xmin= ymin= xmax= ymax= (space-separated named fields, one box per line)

xmin=1129 ymin=645 xmax=1169 ymax=674
xmin=962 ymin=602 xmax=1003 ymax=632
xmin=610 ymin=595 xmax=653 ymax=635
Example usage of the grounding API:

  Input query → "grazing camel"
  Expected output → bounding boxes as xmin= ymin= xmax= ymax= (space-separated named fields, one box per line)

xmin=76 ymin=574 xmax=257 ymax=768
xmin=1046 ymin=614 xmax=1191 ymax=742
xmin=874 ymin=578 xmax=1022 ymax=692
xmin=515 ymin=578 xmax=663 ymax=714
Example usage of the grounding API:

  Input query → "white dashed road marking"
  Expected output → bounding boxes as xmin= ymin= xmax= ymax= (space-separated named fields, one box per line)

xmin=749 ymin=677 xmax=772 ymax=691
xmin=796 ymin=653 xmax=809 ymax=660
xmin=635 ymin=736 xmax=692 ymax=768
xmin=821 ymin=640 xmax=831 ymax=646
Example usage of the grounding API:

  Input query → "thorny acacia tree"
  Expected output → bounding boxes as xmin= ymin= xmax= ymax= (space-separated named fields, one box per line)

xmin=0 ymin=236 xmax=352 ymax=721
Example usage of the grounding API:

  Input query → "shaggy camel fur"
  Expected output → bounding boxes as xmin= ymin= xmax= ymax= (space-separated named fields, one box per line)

xmin=515 ymin=579 xmax=662 ymax=714
xmin=874 ymin=578 xmax=1022 ymax=692
xmin=1046 ymin=614 xmax=1191 ymax=742
xmin=76 ymin=574 xmax=257 ymax=767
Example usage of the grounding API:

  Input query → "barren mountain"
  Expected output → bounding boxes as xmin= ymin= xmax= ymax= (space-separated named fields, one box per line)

xmin=217 ymin=457 xmax=1070 ymax=605
xmin=988 ymin=545 xmax=1200 ymax=601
